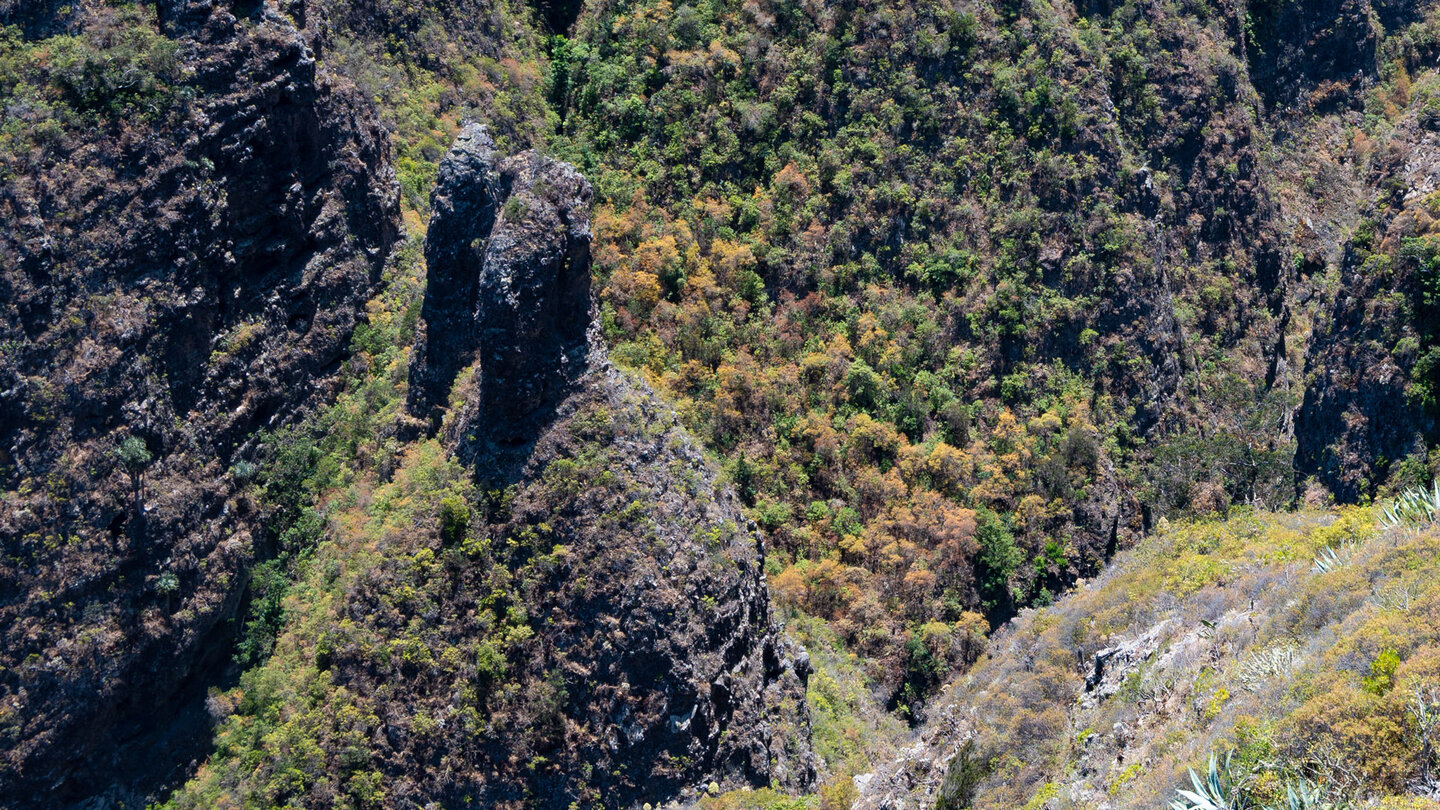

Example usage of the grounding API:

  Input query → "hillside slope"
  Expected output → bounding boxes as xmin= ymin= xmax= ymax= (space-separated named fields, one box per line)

xmin=538 ymin=0 xmax=1440 ymax=703
xmin=856 ymin=506 xmax=1440 ymax=809
xmin=10 ymin=0 xmax=1440 ymax=806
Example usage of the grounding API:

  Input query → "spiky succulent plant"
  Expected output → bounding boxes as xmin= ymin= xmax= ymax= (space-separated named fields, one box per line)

xmin=1311 ymin=546 xmax=1346 ymax=574
xmin=1170 ymin=754 xmax=1247 ymax=810
xmin=1379 ymin=481 xmax=1440 ymax=531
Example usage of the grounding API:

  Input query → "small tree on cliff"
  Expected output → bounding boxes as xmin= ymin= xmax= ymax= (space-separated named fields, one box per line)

xmin=116 ymin=435 xmax=152 ymax=499
xmin=155 ymin=570 xmax=179 ymax=613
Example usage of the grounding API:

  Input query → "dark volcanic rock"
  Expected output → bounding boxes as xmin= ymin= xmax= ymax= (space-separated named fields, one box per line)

xmin=387 ymin=130 xmax=815 ymax=807
xmin=482 ymin=365 xmax=820 ymax=807
xmin=405 ymin=124 xmax=504 ymax=425
xmin=407 ymin=123 xmax=594 ymax=461
xmin=1246 ymin=0 xmax=1426 ymax=114
xmin=0 ymin=1 xmax=398 ymax=805
xmin=333 ymin=363 xmax=818 ymax=809
xmin=1295 ymin=119 xmax=1440 ymax=500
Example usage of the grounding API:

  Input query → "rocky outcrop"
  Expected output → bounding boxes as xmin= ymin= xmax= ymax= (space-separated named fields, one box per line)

xmin=501 ymin=366 xmax=819 ymax=805
xmin=404 ymin=124 xmax=503 ymax=426
xmin=0 ymin=1 xmax=398 ymax=804
xmin=1246 ymin=0 xmax=1383 ymax=111
xmin=387 ymin=131 xmax=815 ymax=807
xmin=366 ymin=363 xmax=817 ymax=807
xmin=407 ymin=123 xmax=594 ymax=461
xmin=1081 ymin=620 xmax=1174 ymax=703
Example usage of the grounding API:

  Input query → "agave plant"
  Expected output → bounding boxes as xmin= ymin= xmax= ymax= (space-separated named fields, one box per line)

xmin=1379 ymin=481 xmax=1440 ymax=531
xmin=1311 ymin=546 xmax=1346 ymax=574
xmin=1411 ymin=686 xmax=1440 ymax=784
xmin=1235 ymin=642 xmax=1301 ymax=692
xmin=1170 ymin=754 xmax=1248 ymax=810
xmin=1167 ymin=752 xmax=1354 ymax=810
xmin=1281 ymin=779 xmax=1324 ymax=810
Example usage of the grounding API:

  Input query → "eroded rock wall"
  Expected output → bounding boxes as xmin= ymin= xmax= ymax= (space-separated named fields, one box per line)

xmin=0 ymin=1 xmax=399 ymax=803
xmin=407 ymin=123 xmax=594 ymax=458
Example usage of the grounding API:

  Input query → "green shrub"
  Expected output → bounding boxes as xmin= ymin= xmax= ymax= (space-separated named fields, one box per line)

xmin=438 ymin=496 xmax=470 ymax=546
xmin=45 ymin=6 xmax=179 ymax=118
xmin=975 ymin=508 xmax=1020 ymax=620
xmin=1365 ymin=650 xmax=1402 ymax=696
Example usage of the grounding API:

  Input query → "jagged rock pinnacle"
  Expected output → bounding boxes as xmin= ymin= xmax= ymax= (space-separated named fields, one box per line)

xmin=407 ymin=123 xmax=594 ymax=456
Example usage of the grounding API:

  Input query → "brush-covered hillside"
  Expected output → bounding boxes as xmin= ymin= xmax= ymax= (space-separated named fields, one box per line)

xmin=855 ymin=503 xmax=1440 ymax=810
xmin=7 ymin=0 xmax=1440 ymax=807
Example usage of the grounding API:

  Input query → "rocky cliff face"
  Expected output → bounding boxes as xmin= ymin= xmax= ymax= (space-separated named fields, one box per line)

xmin=1295 ymin=114 xmax=1440 ymax=500
xmin=1250 ymin=0 xmax=1440 ymax=502
xmin=407 ymin=123 xmax=594 ymax=458
xmin=391 ymin=128 xmax=817 ymax=807
xmin=0 ymin=6 xmax=814 ymax=803
xmin=0 ymin=1 xmax=398 ymax=804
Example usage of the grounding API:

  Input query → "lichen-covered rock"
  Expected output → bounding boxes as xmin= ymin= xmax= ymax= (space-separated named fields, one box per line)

xmin=1081 ymin=620 xmax=1173 ymax=701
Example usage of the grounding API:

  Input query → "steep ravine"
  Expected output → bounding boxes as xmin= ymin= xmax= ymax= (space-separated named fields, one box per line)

xmin=402 ymin=124 xmax=818 ymax=804
xmin=2 ymin=2 xmax=818 ymax=806
xmin=9 ymin=0 xmax=1440 ymax=806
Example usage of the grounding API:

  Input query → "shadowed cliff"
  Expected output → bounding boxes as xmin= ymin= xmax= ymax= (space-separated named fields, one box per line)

xmin=0 ymin=1 xmax=398 ymax=804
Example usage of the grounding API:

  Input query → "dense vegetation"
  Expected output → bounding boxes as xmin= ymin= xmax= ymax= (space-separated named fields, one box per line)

xmin=530 ymin=0 xmax=1440 ymax=709
xmin=158 ymin=0 xmax=1440 ymax=796
xmin=164 ymin=237 xmax=820 ymax=808
xmin=10 ymin=0 xmax=1440 ymax=806
xmin=0 ymin=4 xmax=183 ymax=161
